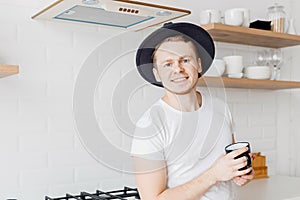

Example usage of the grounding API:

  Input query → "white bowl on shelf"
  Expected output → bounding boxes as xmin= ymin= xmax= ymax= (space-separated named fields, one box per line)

xmin=228 ymin=73 xmax=243 ymax=78
xmin=245 ymin=66 xmax=271 ymax=79
xmin=205 ymin=59 xmax=226 ymax=77
xmin=223 ymin=55 xmax=243 ymax=74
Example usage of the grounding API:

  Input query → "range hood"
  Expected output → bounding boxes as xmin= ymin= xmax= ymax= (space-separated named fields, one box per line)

xmin=32 ymin=0 xmax=191 ymax=31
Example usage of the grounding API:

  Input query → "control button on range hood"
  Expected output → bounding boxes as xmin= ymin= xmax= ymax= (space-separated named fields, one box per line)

xmin=32 ymin=0 xmax=191 ymax=31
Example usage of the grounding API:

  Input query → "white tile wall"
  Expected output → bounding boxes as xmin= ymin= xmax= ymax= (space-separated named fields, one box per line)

xmin=1 ymin=0 xmax=300 ymax=199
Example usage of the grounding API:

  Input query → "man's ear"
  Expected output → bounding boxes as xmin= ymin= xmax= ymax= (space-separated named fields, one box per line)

xmin=197 ymin=58 xmax=202 ymax=74
xmin=153 ymin=67 xmax=162 ymax=82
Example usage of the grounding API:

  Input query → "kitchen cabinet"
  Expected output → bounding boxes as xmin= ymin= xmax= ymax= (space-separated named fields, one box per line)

xmin=198 ymin=23 xmax=300 ymax=90
xmin=0 ymin=64 xmax=19 ymax=78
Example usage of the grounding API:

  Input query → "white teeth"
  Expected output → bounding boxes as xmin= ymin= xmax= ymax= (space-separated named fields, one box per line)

xmin=173 ymin=77 xmax=186 ymax=82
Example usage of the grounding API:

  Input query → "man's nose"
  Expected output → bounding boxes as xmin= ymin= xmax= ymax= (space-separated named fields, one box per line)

xmin=172 ymin=61 xmax=184 ymax=73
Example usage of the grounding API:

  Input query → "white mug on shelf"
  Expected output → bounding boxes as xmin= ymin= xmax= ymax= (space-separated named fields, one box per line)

xmin=232 ymin=8 xmax=250 ymax=27
xmin=199 ymin=9 xmax=221 ymax=25
xmin=224 ymin=8 xmax=244 ymax=26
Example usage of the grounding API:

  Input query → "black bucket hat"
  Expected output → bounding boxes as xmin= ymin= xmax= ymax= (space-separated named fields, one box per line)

xmin=136 ymin=22 xmax=215 ymax=87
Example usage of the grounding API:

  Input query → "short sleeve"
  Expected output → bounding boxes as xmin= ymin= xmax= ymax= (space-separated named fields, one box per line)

xmin=130 ymin=109 xmax=165 ymax=161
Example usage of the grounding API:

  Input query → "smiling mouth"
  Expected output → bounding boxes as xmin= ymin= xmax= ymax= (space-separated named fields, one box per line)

xmin=172 ymin=77 xmax=188 ymax=82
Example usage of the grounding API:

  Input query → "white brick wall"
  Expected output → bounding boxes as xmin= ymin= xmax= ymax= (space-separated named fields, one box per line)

xmin=1 ymin=0 xmax=300 ymax=199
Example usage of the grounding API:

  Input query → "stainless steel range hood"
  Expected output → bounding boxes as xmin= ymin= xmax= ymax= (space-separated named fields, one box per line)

xmin=32 ymin=0 xmax=191 ymax=31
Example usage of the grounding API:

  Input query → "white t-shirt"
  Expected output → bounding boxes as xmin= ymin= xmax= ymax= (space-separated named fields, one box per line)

xmin=131 ymin=94 xmax=235 ymax=200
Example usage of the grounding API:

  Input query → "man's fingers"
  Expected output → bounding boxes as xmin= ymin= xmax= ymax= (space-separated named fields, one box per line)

xmin=240 ymin=169 xmax=255 ymax=179
xmin=234 ymin=163 xmax=247 ymax=171
xmin=228 ymin=147 xmax=248 ymax=159
xmin=235 ymin=167 xmax=252 ymax=176
xmin=232 ymin=156 xmax=247 ymax=165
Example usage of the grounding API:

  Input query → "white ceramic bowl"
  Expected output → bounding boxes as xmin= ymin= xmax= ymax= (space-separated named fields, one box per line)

xmin=228 ymin=73 xmax=243 ymax=78
xmin=223 ymin=55 xmax=243 ymax=74
xmin=205 ymin=59 xmax=226 ymax=77
xmin=245 ymin=66 xmax=271 ymax=79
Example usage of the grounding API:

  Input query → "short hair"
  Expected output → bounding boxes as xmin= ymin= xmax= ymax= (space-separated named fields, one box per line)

xmin=152 ymin=35 xmax=200 ymax=67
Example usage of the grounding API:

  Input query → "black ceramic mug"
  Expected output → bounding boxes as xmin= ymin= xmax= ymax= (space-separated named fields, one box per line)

xmin=225 ymin=142 xmax=252 ymax=172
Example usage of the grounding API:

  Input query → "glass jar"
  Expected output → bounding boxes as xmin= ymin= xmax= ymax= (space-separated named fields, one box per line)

xmin=267 ymin=4 xmax=286 ymax=33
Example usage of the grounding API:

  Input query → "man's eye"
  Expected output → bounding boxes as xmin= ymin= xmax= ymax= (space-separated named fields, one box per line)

xmin=164 ymin=63 xmax=172 ymax=67
xmin=181 ymin=58 xmax=189 ymax=63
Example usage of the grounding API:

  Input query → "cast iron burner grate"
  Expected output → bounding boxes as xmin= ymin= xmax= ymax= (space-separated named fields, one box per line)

xmin=45 ymin=187 xmax=140 ymax=200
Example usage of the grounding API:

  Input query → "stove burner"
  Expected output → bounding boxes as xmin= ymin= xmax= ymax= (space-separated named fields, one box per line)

xmin=45 ymin=187 xmax=140 ymax=200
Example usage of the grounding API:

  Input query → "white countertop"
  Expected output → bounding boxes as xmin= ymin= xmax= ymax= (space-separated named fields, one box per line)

xmin=234 ymin=175 xmax=300 ymax=200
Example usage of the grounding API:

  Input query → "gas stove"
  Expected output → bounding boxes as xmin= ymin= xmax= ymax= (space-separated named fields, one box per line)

xmin=45 ymin=187 xmax=140 ymax=200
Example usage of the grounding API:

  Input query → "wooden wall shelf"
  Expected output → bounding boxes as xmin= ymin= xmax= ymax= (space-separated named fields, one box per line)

xmin=0 ymin=64 xmax=19 ymax=78
xmin=198 ymin=76 xmax=300 ymax=90
xmin=201 ymin=23 xmax=300 ymax=48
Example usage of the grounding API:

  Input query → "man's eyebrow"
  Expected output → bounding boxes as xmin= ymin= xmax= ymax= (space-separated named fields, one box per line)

xmin=180 ymin=55 xmax=192 ymax=58
xmin=164 ymin=55 xmax=192 ymax=61
xmin=176 ymin=55 xmax=193 ymax=61
xmin=158 ymin=55 xmax=193 ymax=64
xmin=158 ymin=58 xmax=173 ymax=63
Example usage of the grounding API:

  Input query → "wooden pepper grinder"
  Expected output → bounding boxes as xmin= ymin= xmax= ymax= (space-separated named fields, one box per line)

xmin=252 ymin=152 xmax=269 ymax=179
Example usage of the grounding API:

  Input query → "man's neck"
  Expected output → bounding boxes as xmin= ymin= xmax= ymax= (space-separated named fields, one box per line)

xmin=162 ymin=90 xmax=202 ymax=112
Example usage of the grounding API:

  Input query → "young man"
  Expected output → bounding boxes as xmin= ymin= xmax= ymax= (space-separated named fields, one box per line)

xmin=131 ymin=22 xmax=253 ymax=200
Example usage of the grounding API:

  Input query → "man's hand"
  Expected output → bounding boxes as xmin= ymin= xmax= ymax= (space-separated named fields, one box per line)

xmin=208 ymin=147 xmax=252 ymax=183
xmin=232 ymin=168 xmax=254 ymax=186
xmin=232 ymin=152 xmax=255 ymax=186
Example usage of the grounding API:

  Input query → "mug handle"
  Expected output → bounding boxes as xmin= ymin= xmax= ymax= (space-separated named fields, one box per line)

xmin=244 ymin=154 xmax=252 ymax=175
xmin=244 ymin=154 xmax=252 ymax=167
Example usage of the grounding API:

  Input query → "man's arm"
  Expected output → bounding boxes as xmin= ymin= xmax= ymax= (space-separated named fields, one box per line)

xmin=133 ymin=147 xmax=251 ymax=200
xmin=133 ymin=157 xmax=216 ymax=200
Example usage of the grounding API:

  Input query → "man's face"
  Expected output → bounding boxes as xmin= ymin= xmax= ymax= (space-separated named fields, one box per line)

xmin=153 ymin=40 xmax=202 ymax=95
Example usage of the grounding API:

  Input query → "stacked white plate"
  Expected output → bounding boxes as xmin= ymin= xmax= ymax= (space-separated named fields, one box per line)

xmin=245 ymin=66 xmax=271 ymax=80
